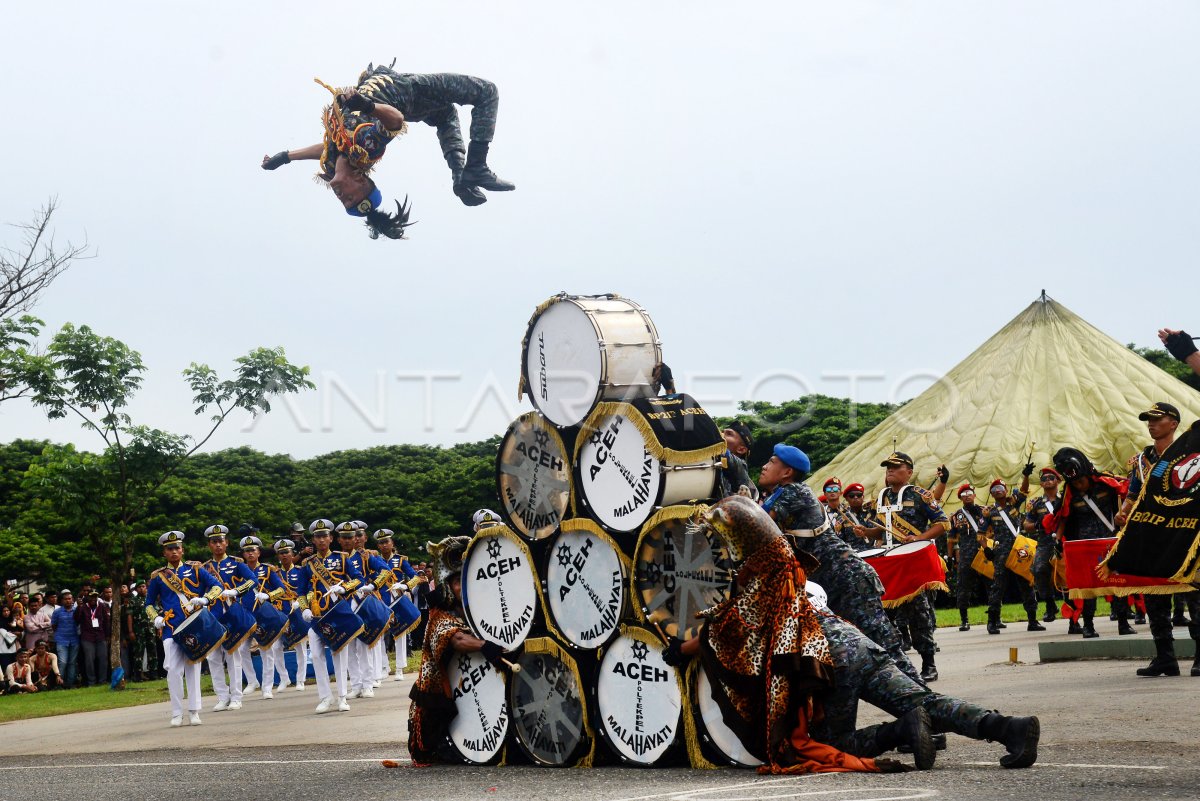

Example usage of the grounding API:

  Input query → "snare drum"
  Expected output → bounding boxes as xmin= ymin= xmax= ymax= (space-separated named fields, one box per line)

xmin=519 ymin=293 xmax=662 ymax=427
xmin=689 ymin=662 xmax=762 ymax=768
xmin=221 ymin=600 xmax=258 ymax=652
xmin=461 ymin=524 xmax=539 ymax=650
xmin=575 ymin=395 xmax=725 ymax=533
xmin=543 ymin=519 xmax=627 ymax=649
xmin=862 ymin=541 xmax=948 ymax=608
xmin=509 ymin=637 xmax=591 ymax=767
xmin=632 ymin=505 xmax=734 ymax=641
xmin=355 ymin=592 xmax=392 ymax=647
xmin=495 ymin=411 xmax=573 ymax=540
xmin=447 ymin=650 xmax=509 ymax=765
xmin=389 ymin=593 xmax=422 ymax=639
xmin=252 ymin=601 xmax=289 ymax=648
xmin=284 ymin=606 xmax=310 ymax=649
xmin=1006 ymin=535 xmax=1038 ymax=585
xmin=171 ymin=607 xmax=227 ymax=663
xmin=593 ymin=624 xmax=682 ymax=766
xmin=313 ymin=598 xmax=365 ymax=654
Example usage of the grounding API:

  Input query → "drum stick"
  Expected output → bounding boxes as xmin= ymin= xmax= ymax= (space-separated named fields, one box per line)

xmin=501 ymin=658 xmax=522 ymax=673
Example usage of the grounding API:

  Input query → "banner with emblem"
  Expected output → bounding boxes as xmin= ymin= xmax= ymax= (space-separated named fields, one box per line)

xmin=1100 ymin=420 xmax=1200 ymax=590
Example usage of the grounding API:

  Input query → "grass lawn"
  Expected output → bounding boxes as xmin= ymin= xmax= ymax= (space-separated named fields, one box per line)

xmin=935 ymin=599 xmax=1114 ymax=628
xmin=0 ymin=652 xmax=424 ymax=724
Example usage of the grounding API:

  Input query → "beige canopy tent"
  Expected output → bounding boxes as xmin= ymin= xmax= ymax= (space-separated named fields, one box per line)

xmin=807 ymin=293 xmax=1200 ymax=510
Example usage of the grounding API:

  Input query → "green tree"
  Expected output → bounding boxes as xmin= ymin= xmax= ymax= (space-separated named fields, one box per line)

xmin=19 ymin=323 xmax=313 ymax=682
xmin=1129 ymin=343 xmax=1200 ymax=392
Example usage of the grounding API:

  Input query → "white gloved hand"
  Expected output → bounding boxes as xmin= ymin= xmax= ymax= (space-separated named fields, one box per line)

xmin=301 ymin=609 xmax=313 ymax=622
xmin=327 ymin=583 xmax=345 ymax=597
xmin=220 ymin=588 xmax=238 ymax=600
xmin=255 ymin=592 xmax=270 ymax=602
xmin=153 ymin=616 xmax=165 ymax=630
xmin=354 ymin=587 xmax=370 ymax=600
xmin=188 ymin=597 xmax=208 ymax=609
xmin=290 ymin=600 xmax=300 ymax=613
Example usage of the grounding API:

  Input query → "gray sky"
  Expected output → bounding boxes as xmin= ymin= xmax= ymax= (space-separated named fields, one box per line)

xmin=3 ymin=2 xmax=1198 ymax=458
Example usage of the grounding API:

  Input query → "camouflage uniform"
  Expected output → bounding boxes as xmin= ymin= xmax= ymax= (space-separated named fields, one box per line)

xmin=876 ymin=485 xmax=948 ymax=673
xmin=765 ymin=482 xmax=919 ymax=682
xmin=1025 ymin=494 xmax=1061 ymax=617
xmin=809 ymin=609 xmax=989 ymax=755
xmin=950 ymin=504 xmax=990 ymax=623
xmin=719 ymin=451 xmax=753 ymax=498
xmin=983 ymin=491 xmax=1038 ymax=623
xmin=832 ymin=505 xmax=875 ymax=552
xmin=347 ymin=68 xmax=501 ymax=179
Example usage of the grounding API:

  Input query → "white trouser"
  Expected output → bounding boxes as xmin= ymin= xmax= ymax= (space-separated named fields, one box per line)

xmin=394 ymin=628 xmax=408 ymax=672
xmin=308 ymin=629 xmax=349 ymax=700
xmin=349 ymin=638 xmax=367 ymax=691
xmin=164 ymin=638 xmax=203 ymax=717
xmin=238 ymin=639 xmax=257 ymax=687
xmin=374 ymin=637 xmax=387 ymax=679
xmin=260 ymin=637 xmax=285 ymax=689
xmin=207 ymin=643 xmax=243 ymax=702
xmin=292 ymin=638 xmax=309 ymax=685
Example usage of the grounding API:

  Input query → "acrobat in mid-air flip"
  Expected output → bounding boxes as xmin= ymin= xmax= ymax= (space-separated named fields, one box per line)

xmin=262 ymin=63 xmax=515 ymax=239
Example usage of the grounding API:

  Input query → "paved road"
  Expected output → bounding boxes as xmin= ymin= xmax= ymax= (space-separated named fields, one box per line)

xmin=3 ymin=622 xmax=1196 ymax=801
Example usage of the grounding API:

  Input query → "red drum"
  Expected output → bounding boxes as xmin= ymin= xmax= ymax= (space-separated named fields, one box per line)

xmin=862 ymin=541 xmax=948 ymax=608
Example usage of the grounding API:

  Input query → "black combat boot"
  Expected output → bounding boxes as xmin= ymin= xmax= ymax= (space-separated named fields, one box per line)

xmin=451 ymin=169 xmax=487 ymax=206
xmin=1027 ymin=611 xmax=1046 ymax=632
xmin=1042 ymin=602 xmax=1057 ymax=623
xmin=1081 ymin=617 xmax=1099 ymax=638
xmin=874 ymin=707 xmax=936 ymax=770
xmin=1118 ymin=618 xmax=1136 ymax=636
xmin=1067 ymin=618 xmax=1082 ymax=635
xmin=920 ymin=656 xmax=938 ymax=682
xmin=978 ymin=712 xmax=1040 ymax=768
xmin=986 ymin=612 xmax=1001 ymax=635
xmin=1190 ymin=625 xmax=1200 ymax=676
xmin=1135 ymin=639 xmax=1179 ymax=677
xmin=959 ymin=609 xmax=970 ymax=632
xmin=459 ymin=141 xmax=516 ymax=191
xmin=1171 ymin=609 xmax=1189 ymax=627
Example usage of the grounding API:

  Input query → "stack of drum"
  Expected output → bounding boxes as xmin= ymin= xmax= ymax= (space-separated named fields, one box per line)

xmin=445 ymin=293 xmax=760 ymax=769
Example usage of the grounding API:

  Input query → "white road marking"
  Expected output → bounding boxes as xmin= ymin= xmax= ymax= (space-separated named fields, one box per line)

xmin=962 ymin=761 xmax=1167 ymax=770
xmin=607 ymin=775 xmax=936 ymax=801
xmin=0 ymin=757 xmax=408 ymax=771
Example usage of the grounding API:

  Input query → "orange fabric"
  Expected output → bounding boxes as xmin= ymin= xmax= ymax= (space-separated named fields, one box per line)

xmin=758 ymin=714 xmax=880 ymax=774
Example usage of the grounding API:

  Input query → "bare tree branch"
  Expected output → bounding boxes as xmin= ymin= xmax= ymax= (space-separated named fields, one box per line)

xmin=1 ymin=198 xmax=92 ymax=318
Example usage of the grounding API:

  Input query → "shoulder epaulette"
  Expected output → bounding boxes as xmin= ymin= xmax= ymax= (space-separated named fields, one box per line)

xmin=914 ymin=486 xmax=935 ymax=501
xmin=150 ymin=566 xmax=168 ymax=578
xmin=301 ymin=554 xmax=316 ymax=566
xmin=187 ymin=560 xmax=204 ymax=567
xmin=232 ymin=556 xmax=244 ymax=563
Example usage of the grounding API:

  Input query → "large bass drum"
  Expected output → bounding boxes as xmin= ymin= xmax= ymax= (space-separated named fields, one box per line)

xmin=632 ymin=505 xmax=735 ymax=642
xmin=575 ymin=395 xmax=725 ymax=533
xmin=447 ymin=650 xmax=509 ymax=765
xmin=519 ymin=293 xmax=661 ymax=427
xmin=689 ymin=661 xmax=762 ymax=768
xmin=592 ymin=623 xmax=682 ymax=766
xmin=461 ymin=524 xmax=539 ymax=650
xmin=495 ymin=411 xmax=574 ymax=541
xmin=542 ymin=519 xmax=628 ymax=650
xmin=508 ymin=637 xmax=592 ymax=767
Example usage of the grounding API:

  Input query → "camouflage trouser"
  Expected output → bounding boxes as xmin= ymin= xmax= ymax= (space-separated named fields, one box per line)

xmin=815 ymin=567 xmax=920 ymax=683
xmin=956 ymin=546 xmax=989 ymax=612
xmin=1031 ymin=535 xmax=1057 ymax=605
xmin=1146 ymin=593 xmax=1200 ymax=642
xmin=987 ymin=541 xmax=1037 ymax=618
xmin=888 ymin=593 xmax=937 ymax=663
xmin=810 ymin=612 xmax=988 ymax=756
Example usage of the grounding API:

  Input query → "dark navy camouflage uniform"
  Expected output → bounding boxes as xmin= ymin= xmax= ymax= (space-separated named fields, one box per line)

xmin=832 ymin=505 xmax=875 ymax=552
xmin=877 ymin=486 xmax=948 ymax=666
xmin=765 ymin=482 xmax=919 ymax=682
xmin=1025 ymin=495 xmax=1061 ymax=607
xmin=719 ymin=451 xmax=753 ymax=497
xmin=344 ymin=68 xmax=501 ymax=178
xmin=809 ymin=608 xmax=989 ymax=755
xmin=983 ymin=492 xmax=1037 ymax=619
xmin=1126 ymin=449 xmax=1200 ymax=643
xmin=951 ymin=504 xmax=991 ymax=614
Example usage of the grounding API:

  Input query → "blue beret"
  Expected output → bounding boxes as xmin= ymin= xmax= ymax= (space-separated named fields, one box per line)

xmin=346 ymin=186 xmax=384 ymax=217
xmin=773 ymin=443 xmax=810 ymax=475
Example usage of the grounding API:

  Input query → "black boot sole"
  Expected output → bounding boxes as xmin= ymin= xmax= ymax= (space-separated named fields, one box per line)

xmin=1000 ymin=717 xmax=1040 ymax=768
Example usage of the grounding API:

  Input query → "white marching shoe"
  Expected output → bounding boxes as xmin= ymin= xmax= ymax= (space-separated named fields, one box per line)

xmin=295 ymin=682 xmax=306 ymax=692
xmin=170 ymin=715 xmax=183 ymax=727
xmin=189 ymin=712 xmax=202 ymax=726
xmin=337 ymin=697 xmax=351 ymax=712
xmin=361 ymin=686 xmax=375 ymax=699
xmin=262 ymin=689 xmax=274 ymax=700
xmin=315 ymin=696 xmax=334 ymax=714
xmin=228 ymin=700 xmax=243 ymax=710
xmin=213 ymin=699 xmax=229 ymax=712
xmin=372 ymin=680 xmax=383 ymax=688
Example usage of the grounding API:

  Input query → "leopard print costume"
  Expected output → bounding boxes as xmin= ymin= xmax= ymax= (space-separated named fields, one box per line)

xmin=407 ymin=606 xmax=466 ymax=765
xmin=697 ymin=496 xmax=898 ymax=774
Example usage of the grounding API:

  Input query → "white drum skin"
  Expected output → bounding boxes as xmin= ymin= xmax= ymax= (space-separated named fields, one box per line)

xmin=447 ymin=650 xmax=509 ymax=764
xmin=595 ymin=629 xmax=681 ymax=765
xmin=545 ymin=527 xmax=626 ymax=649
xmin=462 ymin=528 xmax=539 ymax=650
xmin=694 ymin=666 xmax=762 ymax=768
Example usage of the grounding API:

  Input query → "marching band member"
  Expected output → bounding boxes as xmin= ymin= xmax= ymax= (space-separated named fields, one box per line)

xmin=298 ymin=519 xmax=365 ymax=713
xmin=202 ymin=525 xmax=258 ymax=712
xmin=274 ymin=539 xmax=308 ymax=691
xmin=1024 ymin=468 xmax=1064 ymax=624
xmin=351 ymin=522 xmax=393 ymax=686
xmin=949 ymin=484 xmax=990 ymax=631
xmin=338 ymin=522 xmax=377 ymax=698
xmin=376 ymin=529 xmax=418 ymax=680
xmin=240 ymin=535 xmax=288 ymax=698
xmin=981 ymin=473 xmax=1043 ymax=635
xmin=145 ymin=531 xmax=222 ymax=727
